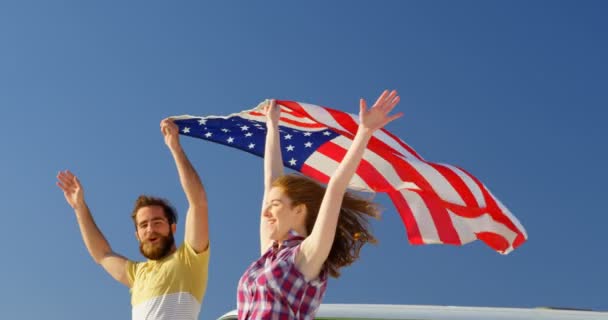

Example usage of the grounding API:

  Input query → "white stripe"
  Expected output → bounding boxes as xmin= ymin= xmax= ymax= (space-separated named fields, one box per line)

xmin=132 ymin=292 xmax=201 ymax=320
xmin=448 ymin=209 xmax=519 ymax=254
xmin=487 ymin=189 xmax=528 ymax=239
xmin=406 ymin=158 xmax=466 ymax=206
xmin=400 ymin=190 xmax=441 ymax=244
xmin=302 ymin=104 xmax=422 ymax=161
xmin=442 ymin=164 xmax=486 ymax=208
xmin=236 ymin=104 xmax=329 ymax=132
xmin=331 ymin=136 xmax=419 ymax=191
xmin=374 ymin=129 xmax=421 ymax=160
xmin=172 ymin=100 xmax=268 ymax=121
xmin=304 ymin=146 xmax=371 ymax=191
xmin=279 ymin=106 xmax=323 ymax=125
xmin=300 ymin=103 xmax=350 ymax=133
xmin=306 ymin=102 xmax=422 ymax=160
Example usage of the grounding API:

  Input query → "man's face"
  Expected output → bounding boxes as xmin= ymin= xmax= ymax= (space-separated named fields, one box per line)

xmin=135 ymin=205 xmax=176 ymax=260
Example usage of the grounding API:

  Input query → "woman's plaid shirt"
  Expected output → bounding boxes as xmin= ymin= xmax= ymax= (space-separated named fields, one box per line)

xmin=237 ymin=230 xmax=328 ymax=320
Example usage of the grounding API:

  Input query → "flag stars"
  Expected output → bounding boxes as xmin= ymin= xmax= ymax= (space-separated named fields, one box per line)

xmin=245 ymin=132 xmax=253 ymax=137
xmin=286 ymin=145 xmax=295 ymax=152
xmin=227 ymin=137 xmax=234 ymax=143
xmin=222 ymin=128 xmax=230 ymax=133
xmin=303 ymin=132 xmax=312 ymax=136
xmin=304 ymin=142 xmax=313 ymax=148
xmin=204 ymin=132 xmax=213 ymax=138
xmin=248 ymin=143 xmax=255 ymax=149
xmin=284 ymin=134 xmax=293 ymax=140
xmin=182 ymin=127 xmax=191 ymax=134
xmin=288 ymin=158 xmax=297 ymax=166
xmin=198 ymin=119 xmax=207 ymax=125
xmin=241 ymin=125 xmax=250 ymax=131
xmin=323 ymin=131 xmax=331 ymax=136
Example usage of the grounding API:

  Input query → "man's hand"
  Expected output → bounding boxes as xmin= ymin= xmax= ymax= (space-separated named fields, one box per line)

xmin=161 ymin=118 xmax=181 ymax=151
xmin=56 ymin=170 xmax=86 ymax=210
xmin=56 ymin=170 xmax=130 ymax=287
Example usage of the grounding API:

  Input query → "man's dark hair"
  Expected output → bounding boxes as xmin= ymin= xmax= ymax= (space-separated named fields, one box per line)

xmin=131 ymin=195 xmax=178 ymax=228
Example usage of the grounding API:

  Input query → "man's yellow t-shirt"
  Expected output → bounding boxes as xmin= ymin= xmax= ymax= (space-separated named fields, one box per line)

xmin=126 ymin=243 xmax=209 ymax=320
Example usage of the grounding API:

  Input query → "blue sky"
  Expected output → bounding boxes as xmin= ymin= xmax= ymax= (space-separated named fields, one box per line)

xmin=1 ymin=1 xmax=607 ymax=319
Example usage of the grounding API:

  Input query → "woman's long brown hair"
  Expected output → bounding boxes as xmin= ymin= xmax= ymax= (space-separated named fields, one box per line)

xmin=272 ymin=174 xmax=380 ymax=278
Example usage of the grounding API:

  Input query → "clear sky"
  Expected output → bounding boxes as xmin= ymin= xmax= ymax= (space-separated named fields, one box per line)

xmin=1 ymin=1 xmax=606 ymax=319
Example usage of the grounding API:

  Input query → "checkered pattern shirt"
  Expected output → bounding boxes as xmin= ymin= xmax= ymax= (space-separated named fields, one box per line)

xmin=237 ymin=230 xmax=328 ymax=320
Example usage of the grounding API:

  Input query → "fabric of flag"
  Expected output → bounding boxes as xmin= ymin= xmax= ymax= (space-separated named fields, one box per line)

xmin=173 ymin=100 xmax=527 ymax=254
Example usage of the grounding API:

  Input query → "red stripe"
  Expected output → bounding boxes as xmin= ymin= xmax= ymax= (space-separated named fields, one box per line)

xmin=292 ymin=101 xmax=422 ymax=160
xmin=276 ymin=101 xmax=317 ymax=121
xmin=322 ymin=106 xmax=421 ymax=163
xmin=458 ymin=168 xmax=526 ymax=251
xmin=248 ymin=110 xmax=324 ymax=129
xmin=460 ymin=167 xmax=525 ymax=239
xmin=297 ymin=103 xmax=420 ymax=162
xmin=248 ymin=111 xmax=264 ymax=117
xmin=388 ymin=191 xmax=424 ymax=245
xmin=476 ymin=232 xmax=511 ymax=253
xmin=402 ymin=186 xmax=514 ymax=249
xmin=276 ymin=101 xmax=315 ymax=119
xmin=274 ymin=101 xmax=328 ymax=128
xmin=281 ymin=101 xmax=358 ymax=139
xmin=380 ymin=128 xmax=422 ymax=160
xmin=252 ymin=101 xmax=314 ymax=120
xmin=316 ymin=141 xmax=393 ymax=191
xmin=429 ymin=163 xmax=480 ymax=209
xmin=301 ymin=164 xmax=330 ymax=185
xmin=442 ymin=202 xmax=486 ymax=218
xmin=512 ymin=233 xmax=526 ymax=250
xmin=323 ymin=107 xmax=359 ymax=136
xmin=280 ymin=117 xmax=325 ymax=128
xmin=408 ymin=189 xmax=463 ymax=245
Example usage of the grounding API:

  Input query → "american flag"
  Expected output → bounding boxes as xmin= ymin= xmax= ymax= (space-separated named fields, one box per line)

xmin=173 ymin=100 xmax=527 ymax=254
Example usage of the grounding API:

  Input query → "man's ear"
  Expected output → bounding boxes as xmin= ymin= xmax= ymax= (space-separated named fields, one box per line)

xmin=171 ymin=223 xmax=177 ymax=234
xmin=135 ymin=231 xmax=141 ymax=243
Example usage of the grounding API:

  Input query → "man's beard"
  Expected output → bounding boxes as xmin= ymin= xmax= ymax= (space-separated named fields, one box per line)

xmin=139 ymin=231 xmax=175 ymax=260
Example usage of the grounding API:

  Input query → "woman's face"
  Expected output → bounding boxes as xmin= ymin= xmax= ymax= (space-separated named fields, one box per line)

xmin=262 ymin=186 xmax=302 ymax=242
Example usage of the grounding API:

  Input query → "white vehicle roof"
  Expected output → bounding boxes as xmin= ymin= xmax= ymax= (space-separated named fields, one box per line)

xmin=216 ymin=303 xmax=608 ymax=320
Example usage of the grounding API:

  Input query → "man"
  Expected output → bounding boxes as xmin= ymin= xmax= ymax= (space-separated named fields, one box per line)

xmin=56 ymin=118 xmax=210 ymax=320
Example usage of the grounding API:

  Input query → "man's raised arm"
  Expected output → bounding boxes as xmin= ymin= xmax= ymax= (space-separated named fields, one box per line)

xmin=56 ymin=170 xmax=130 ymax=287
xmin=161 ymin=118 xmax=209 ymax=253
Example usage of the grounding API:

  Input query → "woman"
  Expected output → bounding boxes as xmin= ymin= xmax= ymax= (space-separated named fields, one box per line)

xmin=237 ymin=90 xmax=402 ymax=320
